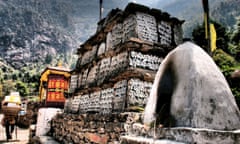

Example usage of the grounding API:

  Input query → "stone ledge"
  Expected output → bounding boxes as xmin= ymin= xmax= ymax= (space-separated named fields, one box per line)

xmin=126 ymin=124 xmax=240 ymax=144
xmin=120 ymin=136 xmax=185 ymax=144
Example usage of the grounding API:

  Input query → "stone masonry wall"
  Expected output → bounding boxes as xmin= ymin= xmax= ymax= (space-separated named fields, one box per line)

xmin=51 ymin=111 xmax=240 ymax=144
xmin=51 ymin=112 xmax=142 ymax=144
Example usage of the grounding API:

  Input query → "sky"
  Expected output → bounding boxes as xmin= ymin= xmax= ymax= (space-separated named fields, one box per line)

xmin=127 ymin=0 xmax=176 ymax=9
xmin=129 ymin=0 xmax=161 ymax=7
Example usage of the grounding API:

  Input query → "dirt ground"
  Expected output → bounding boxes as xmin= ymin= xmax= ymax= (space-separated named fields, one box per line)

xmin=0 ymin=114 xmax=29 ymax=144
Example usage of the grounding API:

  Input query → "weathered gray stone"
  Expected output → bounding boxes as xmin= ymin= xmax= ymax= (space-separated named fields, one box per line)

xmin=144 ymin=42 xmax=240 ymax=130
xmin=123 ymin=122 xmax=240 ymax=144
xmin=120 ymin=136 xmax=185 ymax=144
xmin=51 ymin=113 xmax=135 ymax=143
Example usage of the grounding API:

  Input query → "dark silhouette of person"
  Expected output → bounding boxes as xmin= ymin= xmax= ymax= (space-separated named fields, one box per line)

xmin=1 ymin=101 xmax=20 ymax=141
xmin=3 ymin=115 xmax=16 ymax=141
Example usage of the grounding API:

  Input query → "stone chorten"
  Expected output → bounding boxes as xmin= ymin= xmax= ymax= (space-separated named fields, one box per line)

xmin=144 ymin=42 xmax=240 ymax=130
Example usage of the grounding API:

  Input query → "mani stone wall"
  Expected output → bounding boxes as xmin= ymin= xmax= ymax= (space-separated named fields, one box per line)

xmin=66 ymin=2 xmax=184 ymax=114
xmin=51 ymin=3 xmax=183 ymax=144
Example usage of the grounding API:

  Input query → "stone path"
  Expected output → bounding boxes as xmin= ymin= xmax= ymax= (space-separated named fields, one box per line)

xmin=0 ymin=114 xmax=29 ymax=144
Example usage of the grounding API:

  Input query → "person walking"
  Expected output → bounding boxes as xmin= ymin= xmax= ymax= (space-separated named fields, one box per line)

xmin=2 ymin=114 xmax=17 ymax=141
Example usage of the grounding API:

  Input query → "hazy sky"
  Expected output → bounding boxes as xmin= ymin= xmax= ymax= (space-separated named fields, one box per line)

xmin=128 ymin=0 xmax=160 ymax=7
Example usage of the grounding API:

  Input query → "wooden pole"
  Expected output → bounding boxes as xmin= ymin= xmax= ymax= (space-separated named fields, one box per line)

xmin=99 ymin=0 xmax=103 ymax=20
xmin=202 ymin=0 xmax=212 ymax=56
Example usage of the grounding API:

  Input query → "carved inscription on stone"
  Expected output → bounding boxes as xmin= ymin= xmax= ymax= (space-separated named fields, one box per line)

xmin=129 ymin=51 xmax=163 ymax=71
xmin=79 ymin=94 xmax=89 ymax=113
xmin=110 ymin=51 xmax=129 ymax=77
xmin=123 ymin=12 xmax=158 ymax=43
xmin=87 ymin=64 xmax=99 ymax=86
xmin=135 ymin=12 xmax=158 ymax=43
xmin=113 ymin=80 xmax=128 ymax=112
xmin=110 ymin=55 xmax=118 ymax=76
xmin=69 ymin=75 xmax=78 ymax=93
xmin=71 ymin=95 xmax=81 ymax=113
xmin=81 ymin=45 xmax=97 ymax=66
xmin=123 ymin=14 xmax=137 ymax=42
xmin=98 ymin=57 xmax=111 ymax=84
xmin=88 ymin=91 xmax=101 ymax=112
xmin=80 ymin=68 xmax=89 ymax=87
xmin=127 ymin=79 xmax=152 ymax=107
xmin=112 ymin=24 xmax=123 ymax=47
xmin=100 ymin=88 xmax=114 ymax=114
xmin=158 ymin=21 xmax=172 ymax=45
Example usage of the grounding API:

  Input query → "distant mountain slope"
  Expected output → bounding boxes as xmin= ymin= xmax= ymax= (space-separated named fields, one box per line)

xmin=211 ymin=0 xmax=240 ymax=28
xmin=0 ymin=0 xmax=126 ymax=71
xmin=0 ymin=0 xmax=75 ymax=70
xmin=0 ymin=0 xmax=238 ymax=72
xmin=160 ymin=0 xmax=239 ymax=37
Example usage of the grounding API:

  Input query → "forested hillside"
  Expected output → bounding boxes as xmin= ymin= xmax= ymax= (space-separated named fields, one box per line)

xmin=0 ymin=0 xmax=128 ymax=97
xmin=211 ymin=0 xmax=240 ymax=28
xmin=0 ymin=0 xmax=239 ymax=100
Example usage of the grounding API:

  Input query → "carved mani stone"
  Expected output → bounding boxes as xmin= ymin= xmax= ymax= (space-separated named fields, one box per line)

xmin=144 ymin=42 xmax=240 ymax=130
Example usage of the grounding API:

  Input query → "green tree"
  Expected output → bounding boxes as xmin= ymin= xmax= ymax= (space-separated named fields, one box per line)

xmin=213 ymin=49 xmax=236 ymax=76
xmin=0 ymin=70 xmax=3 ymax=83
xmin=15 ymin=81 xmax=29 ymax=97
xmin=45 ymin=53 xmax=53 ymax=64
xmin=192 ymin=24 xmax=208 ymax=52
xmin=230 ymin=18 xmax=240 ymax=61
xmin=0 ymin=84 xmax=3 ymax=99
xmin=231 ymin=18 xmax=240 ymax=44
xmin=12 ymin=73 xmax=18 ymax=80
xmin=23 ymin=72 xmax=31 ymax=83
xmin=192 ymin=21 xmax=229 ymax=54
xmin=2 ymin=80 xmax=15 ymax=96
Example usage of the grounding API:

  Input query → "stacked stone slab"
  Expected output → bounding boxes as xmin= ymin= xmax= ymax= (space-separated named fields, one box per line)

xmin=66 ymin=3 xmax=184 ymax=114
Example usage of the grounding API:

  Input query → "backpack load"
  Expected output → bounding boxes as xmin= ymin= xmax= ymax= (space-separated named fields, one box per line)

xmin=1 ymin=92 xmax=21 ymax=117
